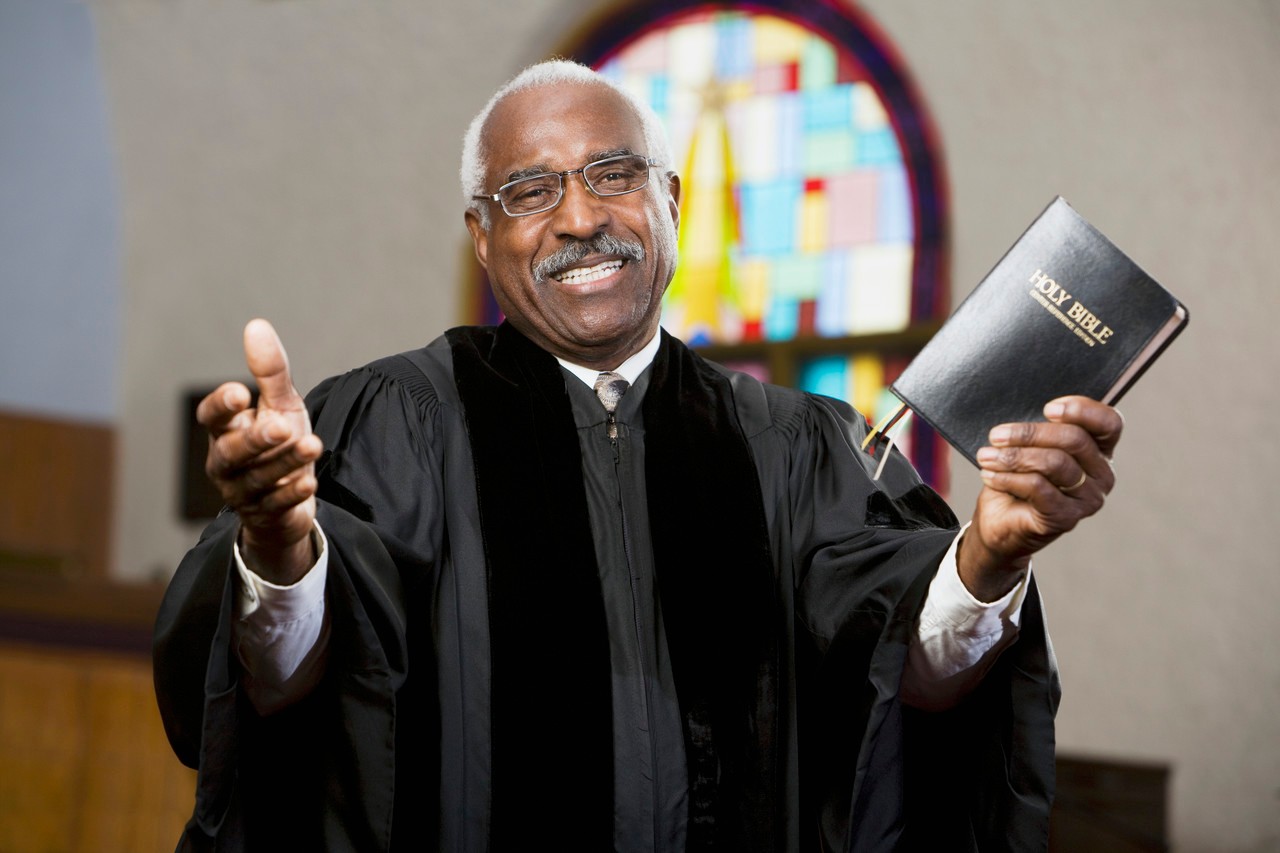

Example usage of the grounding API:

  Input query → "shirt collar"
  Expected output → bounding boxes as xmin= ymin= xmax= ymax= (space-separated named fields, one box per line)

xmin=556 ymin=329 xmax=662 ymax=389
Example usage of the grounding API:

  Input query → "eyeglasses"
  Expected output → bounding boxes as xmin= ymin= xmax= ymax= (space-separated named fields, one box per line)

xmin=473 ymin=154 xmax=658 ymax=217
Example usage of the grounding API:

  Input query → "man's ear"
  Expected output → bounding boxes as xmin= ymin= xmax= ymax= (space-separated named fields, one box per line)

xmin=464 ymin=209 xmax=489 ymax=270
xmin=665 ymin=172 xmax=681 ymax=232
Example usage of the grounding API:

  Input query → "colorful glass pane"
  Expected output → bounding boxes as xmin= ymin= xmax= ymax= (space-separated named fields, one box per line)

xmin=598 ymin=10 xmax=915 ymax=346
xmin=795 ymin=352 xmax=946 ymax=491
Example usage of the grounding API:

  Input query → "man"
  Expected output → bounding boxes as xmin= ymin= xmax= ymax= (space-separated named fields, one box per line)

xmin=155 ymin=61 xmax=1122 ymax=852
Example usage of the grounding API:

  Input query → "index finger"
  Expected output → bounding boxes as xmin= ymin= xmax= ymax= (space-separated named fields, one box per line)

xmin=1043 ymin=395 xmax=1124 ymax=458
xmin=244 ymin=318 xmax=304 ymax=413
xmin=196 ymin=381 xmax=252 ymax=436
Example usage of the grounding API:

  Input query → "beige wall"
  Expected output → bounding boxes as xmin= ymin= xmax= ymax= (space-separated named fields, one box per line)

xmin=87 ymin=0 xmax=1279 ymax=848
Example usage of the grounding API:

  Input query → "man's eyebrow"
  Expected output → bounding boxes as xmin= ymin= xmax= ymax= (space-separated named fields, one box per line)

xmin=506 ymin=164 xmax=552 ymax=182
xmin=503 ymin=149 xmax=638 ymax=183
xmin=589 ymin=147 xmax=636 ymax=162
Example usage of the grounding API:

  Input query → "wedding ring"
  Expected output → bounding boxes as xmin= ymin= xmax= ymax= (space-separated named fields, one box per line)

xmin=1059 ymin=471 xmax=1088 ymax=493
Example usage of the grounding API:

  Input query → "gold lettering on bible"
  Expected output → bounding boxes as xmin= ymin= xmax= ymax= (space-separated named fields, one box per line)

xmin=1027 ymin=269 xmax=1115 ymax=347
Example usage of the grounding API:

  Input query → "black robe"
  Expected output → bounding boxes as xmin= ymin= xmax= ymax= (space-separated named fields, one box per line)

xmin=153 ymin=325 xmax=1060 ymax=852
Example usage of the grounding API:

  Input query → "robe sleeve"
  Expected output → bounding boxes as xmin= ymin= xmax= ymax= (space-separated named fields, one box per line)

xmin=761 ymin=387 xmax=1060 ymax=851
xmin=152 ymin=361 xmax=441 ymax=852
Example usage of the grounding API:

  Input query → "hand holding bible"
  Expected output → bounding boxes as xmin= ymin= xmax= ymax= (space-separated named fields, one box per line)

xmin=195 ymin=319 xmax=323 ymax=584
xmin=957 ymin=395 xmax=1122 ymax=601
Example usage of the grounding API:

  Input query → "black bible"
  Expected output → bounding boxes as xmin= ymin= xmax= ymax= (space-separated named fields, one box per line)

xmin=891 ymin=197 xmax=1188 ymax=465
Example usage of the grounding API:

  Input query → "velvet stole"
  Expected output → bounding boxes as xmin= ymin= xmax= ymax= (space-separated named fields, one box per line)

xmin=643 ymin=331 xmax=780 ymax=851
xmin=448 ymin=324 xmax=613 ymax=849
xmin=449 ymin=323 xmax=779 ymax=850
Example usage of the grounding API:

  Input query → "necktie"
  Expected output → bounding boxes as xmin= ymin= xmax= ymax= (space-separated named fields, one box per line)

xmin=593 ymin=371 xmax=629 ymax=440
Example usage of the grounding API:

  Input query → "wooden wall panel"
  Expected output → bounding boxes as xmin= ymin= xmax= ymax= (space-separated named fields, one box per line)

xmin=0 ymin=411 xmax=114 ymax=580
xmin=0 ymin=644 xmax=194 ymax=852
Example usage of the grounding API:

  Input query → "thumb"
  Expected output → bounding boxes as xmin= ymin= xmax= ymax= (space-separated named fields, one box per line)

xmin=243 ymin=318 xmax=303 ymax=412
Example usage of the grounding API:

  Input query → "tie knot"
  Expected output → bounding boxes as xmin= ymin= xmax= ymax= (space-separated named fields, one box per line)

xmin=593 ymin=371 xmax=629 ymax=415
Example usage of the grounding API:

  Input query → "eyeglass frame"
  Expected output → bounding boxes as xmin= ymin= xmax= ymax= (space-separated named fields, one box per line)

xmin=471 ymin=153 xmax=660 ymax=218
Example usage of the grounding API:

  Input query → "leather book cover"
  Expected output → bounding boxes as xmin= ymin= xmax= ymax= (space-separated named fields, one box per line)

xmin=891 ymin=197 xmax=1188 ymax=466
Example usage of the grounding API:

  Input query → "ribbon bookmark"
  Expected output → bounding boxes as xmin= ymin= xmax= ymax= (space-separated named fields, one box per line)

xmin=860 ymin=402 xmax=908 ymax=452
xmin=861 ymin=403 xmax=912 ymax=482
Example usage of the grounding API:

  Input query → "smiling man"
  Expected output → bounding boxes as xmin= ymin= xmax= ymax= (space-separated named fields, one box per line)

xmin=155 ymin=61 xmax=1123 ymax=852
xmin=463 ymin=78 xmax=680 ymax=369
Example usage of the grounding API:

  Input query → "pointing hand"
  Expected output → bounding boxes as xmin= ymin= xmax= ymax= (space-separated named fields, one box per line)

xmin=196 ymin=319 xmax=323 ymax=584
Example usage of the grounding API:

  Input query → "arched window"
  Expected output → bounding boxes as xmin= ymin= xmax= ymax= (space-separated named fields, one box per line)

xmin=477 ymin=1 xmax=950 ymax=492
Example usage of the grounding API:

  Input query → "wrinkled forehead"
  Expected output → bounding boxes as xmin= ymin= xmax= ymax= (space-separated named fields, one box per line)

xmin=479 ymin=82 xmax=647 ymax=182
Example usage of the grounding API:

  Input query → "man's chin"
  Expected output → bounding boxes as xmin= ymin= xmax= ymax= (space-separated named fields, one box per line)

xmin=551 ymin=319 xmax=657 ymax=365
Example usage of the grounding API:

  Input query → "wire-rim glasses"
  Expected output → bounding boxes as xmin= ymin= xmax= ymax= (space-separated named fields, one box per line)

xmin=473 ymin=154 xmax=657 ymax=217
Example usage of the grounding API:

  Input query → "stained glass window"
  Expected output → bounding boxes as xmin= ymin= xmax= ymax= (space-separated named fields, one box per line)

xmin=597 ymin=13 xmax=916 ymax=347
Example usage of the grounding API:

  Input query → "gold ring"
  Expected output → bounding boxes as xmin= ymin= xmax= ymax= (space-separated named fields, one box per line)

xmin=1059 ymin=471 xmax=1088 ymax=493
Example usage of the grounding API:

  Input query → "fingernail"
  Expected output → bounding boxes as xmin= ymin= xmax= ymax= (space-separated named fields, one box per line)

xmin=976 ymin=447 xmax=998 ymax=463
xmin=1044 ymin=401 xmax=1066 ymax=419
xmin=989 ymin=425 xmax=1011 ymax=445
xmin=224 ymin=388 xmax=239 ymax=408
xmin=980 ymin=469 xmax=996 ymax=483
xmin=264 ymin=420 xmax=288 ymax=444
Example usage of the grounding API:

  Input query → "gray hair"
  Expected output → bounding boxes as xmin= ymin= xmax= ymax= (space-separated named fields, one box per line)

xmin=460 ymin=59 xmax=675 ymax=230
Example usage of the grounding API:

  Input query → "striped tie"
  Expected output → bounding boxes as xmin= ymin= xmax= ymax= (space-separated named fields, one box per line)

xmin=593 ymin=371 xmax=629 ymax=440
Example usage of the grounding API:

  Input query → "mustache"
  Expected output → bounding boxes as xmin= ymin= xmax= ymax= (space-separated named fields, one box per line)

xmin=533 ymin=234 xmax=645 ymax=283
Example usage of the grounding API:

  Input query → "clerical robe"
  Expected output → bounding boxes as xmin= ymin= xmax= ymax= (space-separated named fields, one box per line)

xmin=153 ymin=324 xmax=1059 ymax=852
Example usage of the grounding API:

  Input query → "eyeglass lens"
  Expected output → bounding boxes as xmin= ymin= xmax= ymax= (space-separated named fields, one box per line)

xmin=500 ymin=155 xmax=650 ymax=215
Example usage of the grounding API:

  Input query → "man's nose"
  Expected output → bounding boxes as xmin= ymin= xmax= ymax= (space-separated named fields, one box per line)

xmin=550 ymin=172 xmax=610 ymax=239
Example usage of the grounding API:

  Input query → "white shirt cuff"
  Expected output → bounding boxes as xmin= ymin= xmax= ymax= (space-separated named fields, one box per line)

xmin=901 ymin=524 xmax=1028 ymax=710
xmin=232 ymin=522 xmax=330 ymax=714
xmin=918 ymin=525 xmax=1027 ymax=640
xmin=235 ymin=523 xmax=329 ymax=622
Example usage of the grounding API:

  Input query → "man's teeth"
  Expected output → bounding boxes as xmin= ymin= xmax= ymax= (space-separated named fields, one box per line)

xmin=553 ymin=259 xmax=624 ymax=284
